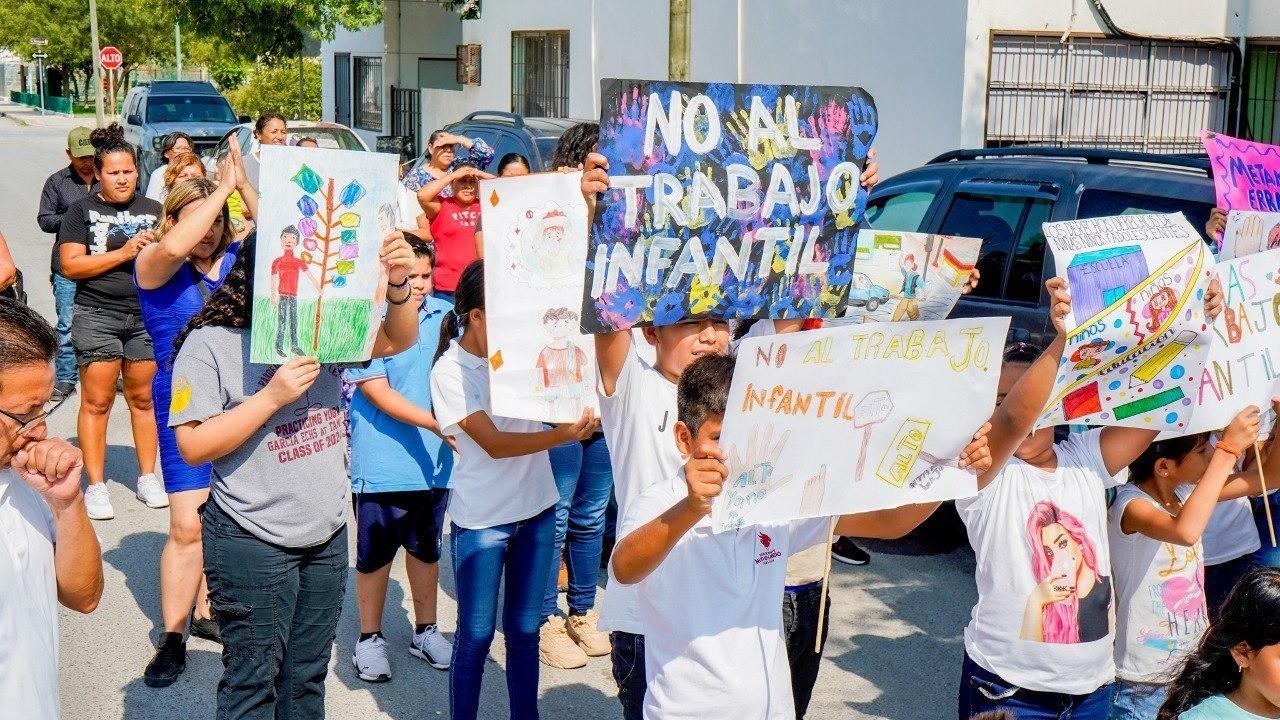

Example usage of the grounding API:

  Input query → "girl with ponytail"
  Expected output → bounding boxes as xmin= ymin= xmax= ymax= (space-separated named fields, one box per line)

xmin=428 ymin=260 xmax=596 ymax=720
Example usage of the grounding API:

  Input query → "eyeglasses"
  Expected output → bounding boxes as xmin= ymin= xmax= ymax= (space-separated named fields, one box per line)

xmin=0 ymin=395 xmax=69 ymax=435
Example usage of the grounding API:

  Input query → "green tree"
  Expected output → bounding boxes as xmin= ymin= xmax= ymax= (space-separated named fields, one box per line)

xmin=225 ymin=57 xmax=321 ymax=121
xmin=169 ymin=0 xmax=383 ymax=60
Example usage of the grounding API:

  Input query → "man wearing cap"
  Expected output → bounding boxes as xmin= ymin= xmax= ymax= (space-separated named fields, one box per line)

xmin=36 ymin=126 xmax=98 ymax=401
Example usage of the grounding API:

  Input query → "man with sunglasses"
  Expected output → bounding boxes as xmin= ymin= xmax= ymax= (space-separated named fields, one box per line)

xmin=0 ymin=297 xmax=103 ymax=720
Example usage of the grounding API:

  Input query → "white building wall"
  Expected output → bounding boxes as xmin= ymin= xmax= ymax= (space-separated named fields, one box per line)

xmin=322 ymin=22 xmax=387 ymax=147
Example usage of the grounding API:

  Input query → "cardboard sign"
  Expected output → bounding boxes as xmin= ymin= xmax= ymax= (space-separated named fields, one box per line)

xmin=826 ymin=230 xmax=981 ymax=325
xmin=712 ymin=317 xmax=1007 ymax=532
xmin=482 ymin=171 xmax=600 ymax=423
xmin=251 ymin=146 xmax=398 ymax=363
xmin=1203 ymin=131 xmax=1280 ymax=212
xmin=1221 ymin=210 xmax=1280 ymax=261
xmin=1036 ymin=213 xmax=1215 ymax=431
xmin=583 ymin=78 xmax=877 ymax=333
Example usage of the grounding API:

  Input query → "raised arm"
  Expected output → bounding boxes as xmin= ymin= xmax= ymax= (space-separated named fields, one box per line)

xmin=136 ymin=156 xmax=238 ymax=290
xmin=227 ymin=135 xmax=258 ymax=220
xmin=1220 ymin=397 xmax=1280 ymax=501
xmin=580 ymin=152 xmax=636 ymax=394
xmin=369 ymin=232 xmax=421 ymax=359
xmin=60 ymin=229 xmax=156 ymax=280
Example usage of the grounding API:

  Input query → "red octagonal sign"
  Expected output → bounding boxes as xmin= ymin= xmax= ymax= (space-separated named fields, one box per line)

xmin=100 ymin=46 xmax=122 ymax=70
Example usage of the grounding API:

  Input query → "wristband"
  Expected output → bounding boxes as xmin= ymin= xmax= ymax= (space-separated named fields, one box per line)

xmin=1216 ymin=441 xmax=1242 ymax=461
xmin=387 ymin=276 xmax=409 ymax=289
xmin=386 ymin=285 xmax=411 ymax=305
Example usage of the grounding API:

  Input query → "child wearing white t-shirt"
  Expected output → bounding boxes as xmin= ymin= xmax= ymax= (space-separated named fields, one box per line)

xmin=611 ymin=354 xmax=993 ymax=720
xmin=428 ymin=261 xmax=596 ymax=720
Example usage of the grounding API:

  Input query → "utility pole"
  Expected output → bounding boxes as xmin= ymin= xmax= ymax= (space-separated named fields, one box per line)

xmin=175 ymin=23 xmax=182 ymax=79
xmin=88 ymin=0 xmax=105 ymax=127
xmin=669 ymin=0 xmax=691 ymax=81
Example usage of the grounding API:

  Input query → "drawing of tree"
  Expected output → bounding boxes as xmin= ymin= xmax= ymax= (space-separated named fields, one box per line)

xmin=291 ymin=164 xmax=365 ymax=352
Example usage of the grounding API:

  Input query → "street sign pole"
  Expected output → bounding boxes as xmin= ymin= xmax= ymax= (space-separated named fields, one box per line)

xmin=33 ymin=53 xmax=46 ymax=116
xmin=88 ymin=0 xmax=105 ymax=127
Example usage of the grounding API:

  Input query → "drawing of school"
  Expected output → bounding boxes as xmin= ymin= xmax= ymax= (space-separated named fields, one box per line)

xmin=1065 ymin=245 xmax=1149 ymax=319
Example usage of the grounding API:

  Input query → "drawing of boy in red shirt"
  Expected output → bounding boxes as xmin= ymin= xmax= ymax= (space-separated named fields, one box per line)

xmin=270 ymin=225 xmax=319 ymax=357
xmin=535 ymin=306 xmax=590 ymax=420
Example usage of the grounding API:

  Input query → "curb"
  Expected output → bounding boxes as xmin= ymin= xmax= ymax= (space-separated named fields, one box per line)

xmin=0 ymin=112 xmax=31 ymax=127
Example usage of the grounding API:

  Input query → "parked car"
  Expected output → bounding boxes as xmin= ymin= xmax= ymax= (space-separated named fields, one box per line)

xmin=847 ymin=272 xmax=892 ymax=312
xmin=120 ymin=81 xmax=245 ymax=188
xmin=408 ymin=111 xmax=587 ymax=176
xmin=866 ymin=147 xmax=1216 ymax=348
xmin=202 ymin=120 xmax=371 ymax=177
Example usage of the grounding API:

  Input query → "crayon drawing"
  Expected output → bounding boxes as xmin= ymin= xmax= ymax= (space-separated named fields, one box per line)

xmin=827 ymin=230 xmax=981 ymax=326
xmin=1220 ymin=210 xmax=1280 ymax=260
xmin=482 ymin=171 xmax=600 ymax=423
xmin=251 ymin=145 xmax=398 ymax=364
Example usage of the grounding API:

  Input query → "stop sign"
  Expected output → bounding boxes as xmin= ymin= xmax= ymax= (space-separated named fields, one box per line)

xmin=100 ymin=46 xmax=122 ymax=70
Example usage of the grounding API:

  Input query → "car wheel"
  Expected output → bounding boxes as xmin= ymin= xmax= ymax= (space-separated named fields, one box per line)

xmin=866 ymin=298 xmax=880 ymax=312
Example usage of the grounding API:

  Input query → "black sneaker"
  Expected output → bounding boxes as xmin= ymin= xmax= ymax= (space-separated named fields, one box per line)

xmin=190 ymin=612 xmax=222 ymax=644
xmin=831 ymin=537 xmax=871 ymax=566
xmin=144 ymin=632 xmax=187 ymax=688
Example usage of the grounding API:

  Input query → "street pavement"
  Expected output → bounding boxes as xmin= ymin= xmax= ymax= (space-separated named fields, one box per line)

xmin=0 ymin=100 xmax=979 ymax=719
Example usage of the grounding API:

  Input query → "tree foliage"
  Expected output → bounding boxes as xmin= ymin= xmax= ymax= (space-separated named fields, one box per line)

xmin=169 ymin=0 xmax=383 ymax=60
xmin=224 ymin=57 xmax=321 ymax=121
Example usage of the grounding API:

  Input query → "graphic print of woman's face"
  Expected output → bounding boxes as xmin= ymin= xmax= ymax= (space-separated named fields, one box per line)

xmin=1041 ymin=522 xmax=1082 ymax=586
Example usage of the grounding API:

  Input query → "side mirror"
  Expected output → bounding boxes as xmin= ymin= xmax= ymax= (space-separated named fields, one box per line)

xmin=237 ymin=115 xmax=251 ymax=124
xmin=125 ymin=113 xmax=142 ymax=126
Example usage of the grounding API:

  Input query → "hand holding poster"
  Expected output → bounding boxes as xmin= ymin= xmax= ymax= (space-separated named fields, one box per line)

xmin=1221 ymin=210 xmax=1280 ymax=260
xmin=251 ymin=146 xmax=399 ymax=363
xmin=1036 ymin=213 xmax=1215 ymax=431
xmin=482 ymin=171 xmax=600 ymax=423
xmin=584 ymin=78 xmax=877 ymax=333
xmin=827 ymin=230 xmax=981 ymax=325
xmin=1202 ymin=131 xmax=1280 ymax=212
xmin=711 ymin=317 xmax=1007 ymax=533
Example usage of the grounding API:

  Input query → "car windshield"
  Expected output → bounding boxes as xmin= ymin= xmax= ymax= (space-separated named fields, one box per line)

xmin=535 ymin=137 xmax=558 ymax=166
xmin=1076 ymin=189 xmax=1213 ymax=240
xmin=146 ymin=96 xmax=236 ymax=124
xmin=289 ymin=128 xmax=366 ymax=151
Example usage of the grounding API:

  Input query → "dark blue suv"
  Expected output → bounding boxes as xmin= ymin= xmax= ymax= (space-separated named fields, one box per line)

xmin=866 ymin=147 xmax=1216 ymax=347
xmin=408 ymin=111 xmax=587 ymax=177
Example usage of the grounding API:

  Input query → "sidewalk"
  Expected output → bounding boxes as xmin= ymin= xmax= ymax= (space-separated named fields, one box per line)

xmin=0 ymin=99 xmax=87 ymax=129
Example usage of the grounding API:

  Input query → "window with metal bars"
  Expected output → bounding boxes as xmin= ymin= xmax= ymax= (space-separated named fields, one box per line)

xmin=511 ymin=30 xmax=569 ymax=118
xmin=1244 ymin=43 xmax=1280 ymax=144
xmin=985 ymin=33 xmax=1232 ymax=153
xmin=353 ymin=56 xmax=383 ymax=132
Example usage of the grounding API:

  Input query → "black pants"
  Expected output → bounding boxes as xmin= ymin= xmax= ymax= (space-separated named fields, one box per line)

xmin=610 ymin=631 xmax=646 ymax=720
xmin=783 ymin=582 xmax=830 ymax=720
xmin=276 ymin=295 xmax=300 ymax=353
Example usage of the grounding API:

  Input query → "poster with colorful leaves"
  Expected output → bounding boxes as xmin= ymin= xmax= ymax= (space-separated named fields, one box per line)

xmin=582 ymin=78 xmax=877 ymax=333
xmin=1035 ymin=213 xmax=1216 ymax=432
xmin=251 ymin=145 xmax=399 ymax=363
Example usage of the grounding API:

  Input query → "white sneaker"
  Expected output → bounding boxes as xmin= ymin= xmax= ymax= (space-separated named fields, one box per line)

xmin=84 ymin=483 xmax=115 ymax=520
xmin=351 ymin=634 xmax=391 ymax=683
xmin=135 ymin=474 xmax=169 ymax=509
xmin=409 ymin=625 xmax=452 ymax=670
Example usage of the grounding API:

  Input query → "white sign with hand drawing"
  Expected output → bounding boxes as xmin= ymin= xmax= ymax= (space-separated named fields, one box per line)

xmin=482 ymin=171 xmax=600 ymax=423
xmin=711 ymin=317 xmax=1007 ymax=532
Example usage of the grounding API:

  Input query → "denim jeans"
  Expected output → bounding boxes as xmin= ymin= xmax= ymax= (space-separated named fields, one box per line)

xmin=1205 ymin=554 xmax=1259 ymax=620
xmin=201 ymin=500 xmax=347 ymax=720
xmin=1110 ymin=680 xmax=1168 ymax=720
xmin=50 ymin=273 xmax=77 ymax=384
xmin=958 ymin=653 xmax=1113 ymax=720
xmin=543 ymin=435 xmax=614 ymax=618
xmin=783 ymin=582 xmax=831 ymax=720
xmin=610 ymin=631 xmax=646 ymax=720
xmin=1252 ymin=491 xmax=1280 ymax=568
xmin=450 ymin=505 xmax=557 ymax=720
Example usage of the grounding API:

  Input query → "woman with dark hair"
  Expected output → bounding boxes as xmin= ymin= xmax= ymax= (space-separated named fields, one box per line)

xmin=57 ymin=123 xmax=164 ymax=521
xmin=134 ymin=147 xmax=257 ymax=687
xmin=144 ymin=131 xmax=194 ymax=201
xmin=1158 ymin=567 xmax=1280 ymax=719
xmin=168 ymin=230 xmax=419 ymax=718
xmin=550 ymin=122 xmax=598 ymax=170
xmin=241 ymin=112 xmax=288 ymax=191
xmin=402 ymin=129 xmax=494 ymax=195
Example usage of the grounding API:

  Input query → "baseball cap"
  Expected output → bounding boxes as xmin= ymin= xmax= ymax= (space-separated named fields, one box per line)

xmin=67 ymin=127 xmax=94 ymax=158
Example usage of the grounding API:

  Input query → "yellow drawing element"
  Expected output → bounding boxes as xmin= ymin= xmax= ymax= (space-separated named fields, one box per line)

xmin=876 ymin=418 xmax=932 ymax=488
xmin=489 ymin=190 xmax=500 ymax=207
xmin=1043 ymin=240 xmax=1207 ymax=413
xmin=802 ymin=337 xmax=835 ymax=364
xmin=725 ymin=105 xmax=785 ymax=170
xmin=489 ymin=349 xmax=504 ymax=371
xmin=1131 ymin=330 xmax=1197 ymax=386
xmin=687 ymin=274 xmax=724 ymax=314
xmin=169 ymin=377 xmax=193 ymax=415
xmin=339 ymin=212 xmax=360 ymax=228
xmin=1158 ymin=542 xmax=1198 ymax=578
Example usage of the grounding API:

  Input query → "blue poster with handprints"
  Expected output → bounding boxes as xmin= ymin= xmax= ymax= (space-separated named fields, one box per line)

xmin=582 ymin=78 xmax=877 ymax=333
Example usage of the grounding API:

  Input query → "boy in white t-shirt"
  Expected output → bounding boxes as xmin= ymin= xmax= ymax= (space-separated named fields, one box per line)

xmin=611 ymin=354 xmax=993 ymax=720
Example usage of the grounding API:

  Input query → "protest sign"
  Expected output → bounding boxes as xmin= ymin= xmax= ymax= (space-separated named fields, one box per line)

xmin=1036 ymin=213 xmax=1215 ymax=432
xmin=1202 ymin=131 xmax=1280 ymax=212
xmin=251 ymin=145 xmax=399 ymax=363
xmin=711 ymin=317 xmax=1007 ymax=532
xmin=1221 ymin=210 xmax=1280 ymax=260
xmin=481 ymin=171 xmax=600 ymax=423
xmin=826 ymin=230 xmax=980 ymax=325
xmin=583 ymin=78 xmax=877 ymax=333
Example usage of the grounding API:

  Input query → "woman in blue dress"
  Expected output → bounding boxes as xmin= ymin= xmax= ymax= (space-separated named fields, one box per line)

xmin=133 ymin=145 xmax=256 ymax=687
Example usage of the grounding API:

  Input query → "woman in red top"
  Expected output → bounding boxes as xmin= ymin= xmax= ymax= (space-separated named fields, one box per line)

xmin=416 ymin=160 xmax=493 ymax=302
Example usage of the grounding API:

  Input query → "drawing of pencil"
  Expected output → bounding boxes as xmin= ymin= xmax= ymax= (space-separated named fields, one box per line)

xmin=1129 ymin=330 xmax=1196 ymax=388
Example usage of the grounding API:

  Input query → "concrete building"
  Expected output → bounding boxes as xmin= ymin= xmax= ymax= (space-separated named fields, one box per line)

xmin=321 ymin=0 xmax=1280 ymax=176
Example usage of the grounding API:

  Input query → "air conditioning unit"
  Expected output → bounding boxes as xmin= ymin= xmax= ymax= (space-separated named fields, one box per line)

xmin=457 ymin=44 xmax=481 ymax=85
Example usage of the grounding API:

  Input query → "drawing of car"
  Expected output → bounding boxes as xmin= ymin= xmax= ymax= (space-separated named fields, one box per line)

xmin=847 ymin=272 xmax=892 ymax=311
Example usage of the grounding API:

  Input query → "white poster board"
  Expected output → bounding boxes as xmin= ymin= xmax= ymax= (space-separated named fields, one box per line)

xmin=482 ymin=171 xmax=600 ymax=423
xmin=1036 ymin=213 xmax=1215 ymax=432
xmin=827 ymin=230 xmax=981 ymax=325
xmin=712 ymin=317 xmax=1008 ymax=532
xmin=251 ymin=145 xmax=399 ymax=363
xmin=1221 ymin=210 xmax=1280 ymax=260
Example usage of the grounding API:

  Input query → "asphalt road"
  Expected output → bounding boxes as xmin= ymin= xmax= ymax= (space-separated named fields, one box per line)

xmin=0 ymin=100 xmax=979 ymax=720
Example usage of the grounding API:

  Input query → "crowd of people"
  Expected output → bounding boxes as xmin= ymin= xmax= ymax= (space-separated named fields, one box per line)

xmin=2 ymin=111 xmax=1280 ymax=720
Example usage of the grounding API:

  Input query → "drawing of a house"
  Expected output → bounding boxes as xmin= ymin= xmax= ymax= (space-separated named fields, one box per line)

xmin=1066 ymin=245 xmax=1148 ymax=319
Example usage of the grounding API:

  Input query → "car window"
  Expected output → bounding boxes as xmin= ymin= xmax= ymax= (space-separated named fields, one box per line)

xmin=290 ymin=128 xmax=366 ymax=151
xmin=939 ymin=192 xmax=1052 ymax=303
xmin=489 ymin=132 xmax=531 ymax=173
xmin=145 ymin=96 xmax=237 ymax=124
xmin=237 ymin=128 xmax=253 ymax=156
xmin=535 ymin=137 xmax=559 ymax=168
xmin=1077 ymin=189 xmax=1213 ymax=241
xmin=865 ymin=190 xmax=938 ymax=232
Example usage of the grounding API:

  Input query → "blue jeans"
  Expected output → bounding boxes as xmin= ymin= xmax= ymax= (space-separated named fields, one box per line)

xmin=201 ymin=500 xmax=347 ymax=720
xmin=1110 ymin=680 xmax=1168 ymax=720
xmin=450 ymin=505 xmax=557 ymax=720
xmin=958 ymin=653 xmax=1113 ymax=720
xmin=542 ymin=435 xmax=614 ymax=618
xmin=51 ymin=273 xmax=77 ymax=384
xmin=610 ymin=631 xmax=646 ymax=720
xmin=1252 ymin=492 xmax=1280 ymax=568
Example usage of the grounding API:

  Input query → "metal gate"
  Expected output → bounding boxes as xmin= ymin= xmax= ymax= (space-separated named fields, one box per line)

xmin=986 ymin=34 xmax=1234 ymax=153
xmin=1244 ymin=43 xmax=1280 ymax=144
xmin=389 ymin=85 xmax=421 ymax=157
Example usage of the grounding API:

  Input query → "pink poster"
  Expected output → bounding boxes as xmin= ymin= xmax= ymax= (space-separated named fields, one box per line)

xmin=1202 ymin=130 xmax=1280 ymax=211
